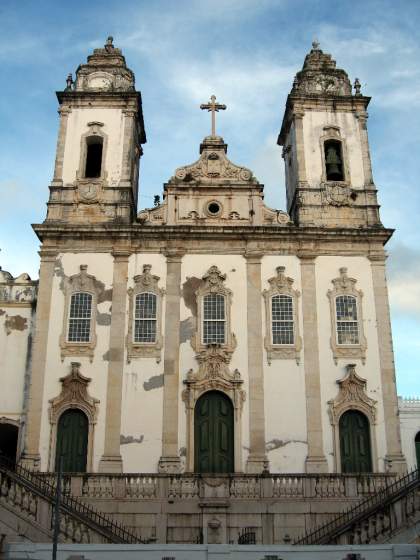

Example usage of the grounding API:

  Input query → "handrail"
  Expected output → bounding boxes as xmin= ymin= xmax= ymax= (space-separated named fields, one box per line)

xmin=0 ymin=455 xmax=145 ymax=544
xmin=294 ymin=469 xmax=420 ymax=545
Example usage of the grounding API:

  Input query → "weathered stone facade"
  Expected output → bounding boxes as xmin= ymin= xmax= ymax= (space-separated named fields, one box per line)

xmin=1 ymin=37 xmax=417 ymax=545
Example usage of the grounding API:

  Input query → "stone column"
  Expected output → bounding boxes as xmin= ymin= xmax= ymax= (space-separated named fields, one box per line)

xmin=98 ymin=251 xmax=130 ymax=473
xmin=369 ymin=254 xmax=407 ymax=473
xmin=21 ymin=249 xmax=57 ymax=470
xmin=299 ymin=255 xmax=328 ymax=473
xmin=245 ymin=252 xmax=268 ymax=473
xmin=158 ymin=250 xmax=183 ymax=473
xmin=52 ymin=107 xmax=71 ymax=184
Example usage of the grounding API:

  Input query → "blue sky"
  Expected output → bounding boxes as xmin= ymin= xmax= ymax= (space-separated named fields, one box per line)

xmin=0 ymin=0 xmax=419 ymax=395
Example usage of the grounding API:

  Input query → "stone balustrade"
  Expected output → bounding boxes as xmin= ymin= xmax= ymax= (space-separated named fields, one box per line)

xmin=36 ymin=472 xmax=397 ymax=501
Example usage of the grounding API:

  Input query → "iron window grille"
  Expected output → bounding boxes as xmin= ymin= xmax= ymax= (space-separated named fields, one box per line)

xmin=134 ymin=292 xmax=157 ymax=343
xmin=271 ymin=294 xmax=294 ymax=345
xmin=336 ymin=295 xmax=359 ymax=345
xmin=203 ymin=293 xmax=226 ymax=344
xmin=67 ymin=292 xmax=92 ymax=343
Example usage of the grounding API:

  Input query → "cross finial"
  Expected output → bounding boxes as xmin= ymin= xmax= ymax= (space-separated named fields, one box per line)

xmin=312 ymin=38 xmax=320 ymax=50
xmin=200 ymin=95 xmax=226 ymax=137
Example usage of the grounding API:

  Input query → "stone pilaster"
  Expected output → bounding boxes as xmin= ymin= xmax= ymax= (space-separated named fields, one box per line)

xmin=121 ymin=110 xmax=136 ymax=183
xmin=52 ymin=107 xmax=71 ymax=185
xmin=245 ymin=252 xmax=268 ymax=473
xmin=98 ymin=251 xmax=130 ymax=473
xmin=299 ymin=255 xmax=328 ymax=473
xmin=21 ymin=249 xmax=57 ymax=470
xmin=158 ymin=250 xmax=184 ymax=473
xmin=293 ymin=110 xmax=308 ymax=186
xmin=369 ymin=254 xmax=407 ymax=473
xmin=357 ymin=111 xmax=374 ymax=187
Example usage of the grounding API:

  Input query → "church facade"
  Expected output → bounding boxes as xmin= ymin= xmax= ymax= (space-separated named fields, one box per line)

xmin=0 ymin=38 xmax=410 ymax=478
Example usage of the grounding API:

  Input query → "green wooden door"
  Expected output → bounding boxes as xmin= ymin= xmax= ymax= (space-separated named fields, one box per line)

xmin=56 ymin=409 xmax=88 ymax=472
xmin=340 ymin=410 xmax=372 ymax=473
xmin=195 ymin=391 xmax=234 ymax=473
xmin=415 ymin=433 xmax=420 ymax=468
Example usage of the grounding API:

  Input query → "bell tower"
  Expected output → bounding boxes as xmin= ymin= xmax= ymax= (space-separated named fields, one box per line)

xmin=46 ymin=36 xmax=146 ymax=224
xmin=278 ymin=42 xmax=380 ymax=228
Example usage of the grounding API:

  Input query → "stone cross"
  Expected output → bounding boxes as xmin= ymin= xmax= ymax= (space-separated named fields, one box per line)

xmin=200 ymin=95 xmax=226 ymax=137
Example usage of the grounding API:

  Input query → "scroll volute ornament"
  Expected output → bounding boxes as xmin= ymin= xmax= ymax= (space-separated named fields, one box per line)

xmin=328 ymin=364 xmax=377 ymax=426
xmin=49 ymin=362 xmax=99 ymax=424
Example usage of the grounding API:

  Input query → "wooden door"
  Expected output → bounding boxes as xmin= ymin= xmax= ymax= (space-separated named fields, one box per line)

xmin=415 ymin=432 xmax=420 ymax=468
xmin=340 ymin=410 xmax=372 ymax=473
xmin=55 ymin=409 xmax=88 ymax=472
xmin=194 ymin=391 xmax=234 ymax=473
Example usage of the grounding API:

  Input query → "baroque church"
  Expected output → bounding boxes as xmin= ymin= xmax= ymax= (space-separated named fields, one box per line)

xmin=1 ymin=37 xmax=420 ymax=547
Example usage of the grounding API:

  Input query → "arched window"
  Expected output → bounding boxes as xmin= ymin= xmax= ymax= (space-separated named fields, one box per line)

xmin=335 ymin=295 xmax=359 ymax=345
xmin=84 ymin=136 xmax=103 ymax=178
xmin=271 ymin=294 xmax=294 ymax=345
xmin=134 ymin=292 xmax=157 ymax=343
xmin=324 ymin=139 xmax=344 ymax=181
xmin=67 ymin=292 xmax=92 ymax=343
xmin=203 ymin=293 xmax=226 ymax=344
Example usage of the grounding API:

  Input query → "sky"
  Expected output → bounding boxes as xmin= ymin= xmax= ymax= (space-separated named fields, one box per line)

xmin=0 ymin=0 xmax=419 ymax=395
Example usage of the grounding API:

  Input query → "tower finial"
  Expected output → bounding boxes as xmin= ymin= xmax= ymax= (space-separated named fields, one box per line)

xmin=105 ymin=36 xmax=114 ymax=51
xmin=312 ymin=38 xmax=320 ymax=51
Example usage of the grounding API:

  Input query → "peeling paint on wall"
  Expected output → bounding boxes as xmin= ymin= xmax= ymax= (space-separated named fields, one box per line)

xmin=0 ymin=309 xmax=5 ymax=316
xmin=143 ymin=374 xmax=164 ymax=391
xmin=120 ymin=434 xmax=144 ymax=445
xmin=97 ymin=312 xmax=111 ymax=326
xmin=180 ymin=316 xmax=195 ymax=343
xmin=266 ymin=439 xmax=307 ymax=452
xmin=54 ymin=257 xmax=113 ymax=302
xmin=182 ymin=277 xmax=203 ymax=316
xmin=102 ymin=350 xmax=110 ymax=361
xmin=4 ymin=315 xmax=28 ymax=335
xmin=179 ymin=447 xmax=187 ymax=457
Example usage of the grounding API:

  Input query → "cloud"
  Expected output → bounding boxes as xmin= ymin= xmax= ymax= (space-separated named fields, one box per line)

xmin=387 ymin=243 xmax=420 ymax=318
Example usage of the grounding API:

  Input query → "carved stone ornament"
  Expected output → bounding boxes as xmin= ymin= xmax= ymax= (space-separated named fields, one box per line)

xmin=171 ymin=136 xmax=255 ymax=185
xmin=327 ymin=267 xmax=367 ymax=364
xmin=48 ymin=362 xmax=99 ymax=471
xmin=59 ymin=265 xmax=100 ymax=362
xmin=126 ymin=264 xmax=165 ymax=363
xmin=182 ymin=345 xmax=245 ymax=472
xmin=191 ymin=265 xmax=236 ymax=355
xmin=263 ymin=266 xmax=302 ymax=364
xmin=323 ymin=182 xmax=352 ymax=207
xmin=77 ymin=181 xmax=101 ymax=204
xmin=328 ymin=364 xmax=377 ymax=426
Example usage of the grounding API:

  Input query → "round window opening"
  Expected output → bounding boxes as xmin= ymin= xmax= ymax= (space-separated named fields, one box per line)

xmin=208 ymin=202 xmax=221 ymax=215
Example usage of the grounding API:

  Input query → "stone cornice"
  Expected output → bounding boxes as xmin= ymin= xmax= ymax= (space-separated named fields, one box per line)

xmin=32 ymin=223 xmax=393 ymax=254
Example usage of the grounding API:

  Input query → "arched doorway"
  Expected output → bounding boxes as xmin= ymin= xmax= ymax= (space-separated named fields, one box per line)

xmin=194 ymin=391 xmax=234 ymax=473
xmin=415 ymin=432 xmax=420 ymax=468
xmin=55 ymin=409 xmax=88 ymax=472
xmin=0 ymin=422 xmax=19 ymax=463
xmin=339 ymin=410 xmax=372 ymax=473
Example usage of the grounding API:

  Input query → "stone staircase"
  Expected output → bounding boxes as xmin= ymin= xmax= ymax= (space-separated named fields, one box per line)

xmin=294 ymin=469 xmax=420 ymax=545
xmin=0 ymin=456 xmax=145 ymax=548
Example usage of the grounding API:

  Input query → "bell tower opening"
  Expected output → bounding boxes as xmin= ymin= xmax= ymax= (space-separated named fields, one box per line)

xmin=84 ymin=137 xmax=103 ymax=178
xmin=324 ymin=139 xmax=344 ymax=181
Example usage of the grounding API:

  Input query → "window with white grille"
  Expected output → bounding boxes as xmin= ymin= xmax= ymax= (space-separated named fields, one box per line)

xmin=203 ymin=293 xmax=226 ymax=344
xmin=271 ymin=294 xmax=294 ymax=345
xmin=134 ymin=292 xmax=157 ymax=343
xmin=67 ymin=292 xmax=92 ymax=342
xmin=336 ymin=295 xmax=359 ymax=345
